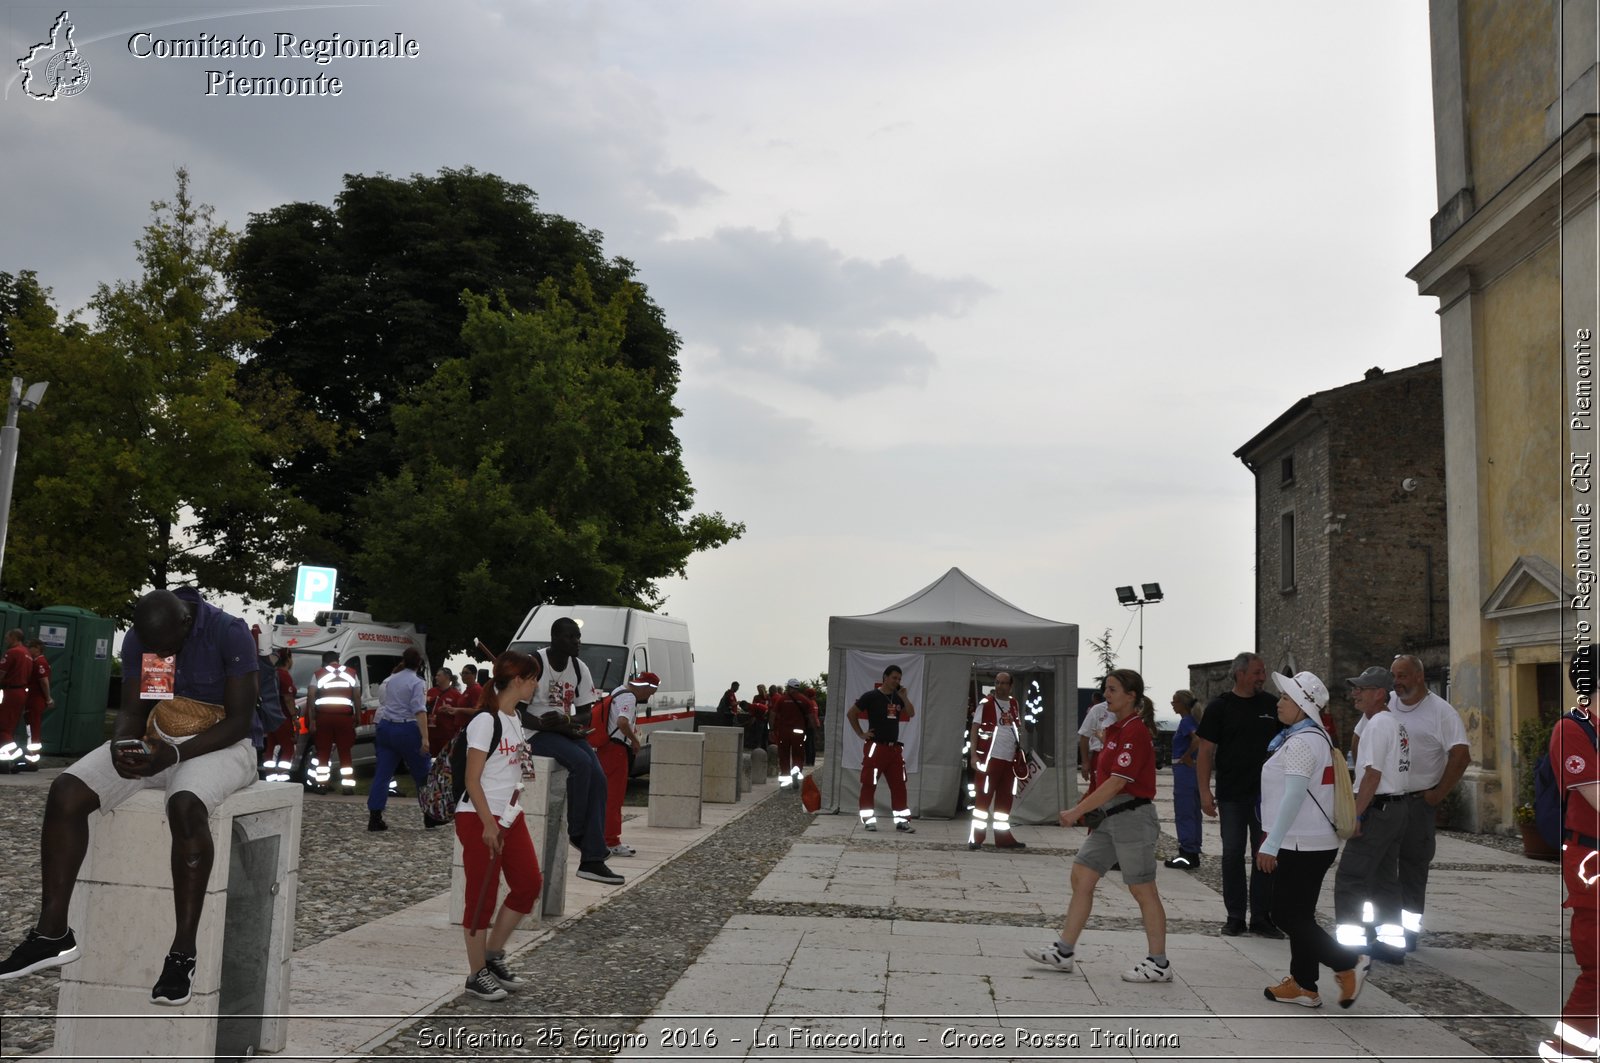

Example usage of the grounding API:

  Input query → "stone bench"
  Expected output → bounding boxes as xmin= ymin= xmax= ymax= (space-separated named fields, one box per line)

xmin=56 ymin=781 xmax=301 ymax=1063
xmin=449 ymin=756 xmax=567 ymax=924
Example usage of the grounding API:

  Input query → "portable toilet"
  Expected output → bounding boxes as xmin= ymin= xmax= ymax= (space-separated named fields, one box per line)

xmin=27 ymin=605 xmax=116 ymax=757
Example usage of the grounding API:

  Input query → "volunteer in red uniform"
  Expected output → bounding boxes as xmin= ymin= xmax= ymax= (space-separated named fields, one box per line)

xmin=459 ymin=665 xmax=484 ymax=713
xmin=17 ymin=639 xmax=53 ymax=772
xmin=427 ymin=669 xmax=466 ymax=753
xmin=768 ymin=679 xmax=817 ymax=791
xmin=1025 ymin=668 xmax=1173 ymax=983
xmin=847 ymin=665 xmax=916 ymax=832
xmin=968 ymin=671 xmax=1027 ymax=849
xmin=0 ymin=629 xmax=32 ymax=772
xmin=1546 ymin=645 xmax=1600 ymax=1062
xmin=307 ymin=652 xmax=360 ymax=793
xmin=261 ymin=650 xmax=298 ymax=782
xmin=590 ymin=672 xmax=654 ymax=857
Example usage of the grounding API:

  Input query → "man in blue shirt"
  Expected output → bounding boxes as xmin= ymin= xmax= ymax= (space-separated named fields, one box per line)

xmin=0 ymin=587 xmax=260 ymax=1006
xmin=1164 ymin=690 xmax=1203 ymax=869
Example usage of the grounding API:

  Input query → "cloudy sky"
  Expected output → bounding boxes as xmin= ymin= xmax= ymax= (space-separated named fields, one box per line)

xmin=1 ymin=1 xmax=1442 ymax=713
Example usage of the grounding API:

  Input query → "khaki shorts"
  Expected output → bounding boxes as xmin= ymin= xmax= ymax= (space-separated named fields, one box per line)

xmin=64 ymin=738 xmax=258 ymax=814
xmin=1074 ymin=801 xmax=1160 ymax=885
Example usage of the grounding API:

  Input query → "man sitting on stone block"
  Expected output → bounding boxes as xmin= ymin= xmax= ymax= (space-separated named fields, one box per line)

xmin=0 ymin=587 xmax=260 ymax=1006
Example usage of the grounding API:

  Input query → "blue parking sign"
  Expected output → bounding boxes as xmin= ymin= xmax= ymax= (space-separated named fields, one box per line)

xmin=294 ymin=565 xmax=338 ymax=614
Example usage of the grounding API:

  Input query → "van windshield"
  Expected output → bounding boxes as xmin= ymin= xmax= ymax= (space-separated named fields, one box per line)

xmin=508 ymin=642 xmax=630 ymax=692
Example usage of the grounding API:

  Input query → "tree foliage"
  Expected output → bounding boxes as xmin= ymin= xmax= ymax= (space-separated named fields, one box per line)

xmin=1086 ymin=627 xmax=1118 ymax=681
xmin=230 ymin=167 xmax=683 ymax=599
xmin=352 ymin=278 xmax=742 ymax=661
xmin=0 ymin=170 xmax=326 ymax=614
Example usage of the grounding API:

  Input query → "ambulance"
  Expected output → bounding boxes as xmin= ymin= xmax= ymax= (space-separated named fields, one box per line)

xmin=507 ymin=605 xmax=696 ymax=772
xmin=267 ymin=611 xmax=430 ymax=766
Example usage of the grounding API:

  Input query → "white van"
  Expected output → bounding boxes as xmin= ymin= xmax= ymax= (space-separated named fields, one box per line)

xmin=506 ymin=605 xmax=696 ymax=742
xmin=267 ymin=610 xmax=430 ymax=766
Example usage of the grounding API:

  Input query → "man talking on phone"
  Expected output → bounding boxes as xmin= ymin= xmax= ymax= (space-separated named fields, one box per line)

xmin=0 ymin=587 xmax=259 ymax=1006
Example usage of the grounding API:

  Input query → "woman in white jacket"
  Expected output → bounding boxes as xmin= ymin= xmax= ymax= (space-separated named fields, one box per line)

xmin=1256 ymin=670 xmax=1369 ymax=1009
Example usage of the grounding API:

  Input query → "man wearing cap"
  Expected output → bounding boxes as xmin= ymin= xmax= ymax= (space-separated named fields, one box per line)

xmin=591 ymin=672 xmax=655 ymax=858
xmin=1195 ymin=651 xmax=1286 ymax=938
xmin=769 ymin=678 xmax=818 ymax=791
xmin=1333 ymin=666 xmax=1411 ymax=964
xmin=848 ymin=664 xmax=916 ymax=832
xmin=1376 ymin=654 xmax=1468 ymax=952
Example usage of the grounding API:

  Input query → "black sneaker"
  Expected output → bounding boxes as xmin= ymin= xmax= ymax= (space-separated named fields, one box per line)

xmin=484 ymin=952 xmax=522 ymax=989
xmin=0 ymin=928 xmax=81 ymax=979
xmin=894 ymin=821 xmax=916 ymax=833
xmin=967 ymin=841 xmax=983 ymax=850
xmin=423 ymin=813 xmax=448 ymax=830
xmin=1220 ymin=919 xmax=1247 ymax=937
xmin=1250 ymin=921 xmax=1286 ymax=940
xmin=1163 ymin=855 xmax=1193 ymax=869
xmin=151 ymin=951 xmax=196 ymax=1006
xmin=464 ymin=966 xmax=507 ymax=1001
xmin=577 ymin=861 xmax=625 ymax=885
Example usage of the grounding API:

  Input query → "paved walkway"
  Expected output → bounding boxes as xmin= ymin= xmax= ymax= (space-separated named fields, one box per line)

xmin=9 ymin=761 xmax=1574 ymax=1061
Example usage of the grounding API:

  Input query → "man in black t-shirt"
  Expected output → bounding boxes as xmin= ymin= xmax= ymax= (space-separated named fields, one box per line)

xmin=1195 ymin=651 xmax=1285 ymax=938
xmin=848 ymin=665 xmax=917 ymax=833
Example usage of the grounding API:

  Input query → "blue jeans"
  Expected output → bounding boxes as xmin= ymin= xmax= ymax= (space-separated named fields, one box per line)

xmin=1172 ymin=764 xmax=1201 ymax=854
xmin=526 ymin=730 xmax=610 ymax=863
xmin=368 ymin=720 xmax=433 ymax=813
xmin=1219 ymin=797 xmax=1271 ymax=925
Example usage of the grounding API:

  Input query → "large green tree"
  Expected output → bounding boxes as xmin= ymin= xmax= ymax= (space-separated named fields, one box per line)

xmin=230 ymin=167 xmax=682 ymax=600
xmin=353 ymin=277 xmax=742 ymax=660
xmin=1 ymin=170 xmax=326 ymax=613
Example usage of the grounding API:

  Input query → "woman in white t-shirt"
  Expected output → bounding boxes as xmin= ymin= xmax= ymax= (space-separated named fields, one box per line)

xmin=457 ymin=651 xmax=543 ymax=1003
xmin=1256 ymin=670 xmax=1368 ymax=1010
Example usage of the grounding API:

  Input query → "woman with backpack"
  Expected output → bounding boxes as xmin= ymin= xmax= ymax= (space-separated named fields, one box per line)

xmin=1256 ymin=669 xmax=1368 ymax=1010
xmin=457 ymin=650 xmax=544 ymax=1002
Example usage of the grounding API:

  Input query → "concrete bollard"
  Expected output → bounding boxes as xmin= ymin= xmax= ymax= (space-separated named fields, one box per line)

xmin=57 ymin=782 xmax=301 ymax=1063
xmin=766 ymin=745 xmax=780 ymax=778
xmin=749 ymin=747 xmax=767 ymax=785
xmin=648 ymin=731 xmax=706 ymax=828
xmin=739 ymin=750 xmax=752 ymax=795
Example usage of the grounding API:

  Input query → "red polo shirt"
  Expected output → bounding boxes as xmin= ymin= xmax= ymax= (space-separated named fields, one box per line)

xmin=1556 ymin=712 xmax=1600 ymax=839
xmin=1097 ymin=713 xmax=1156 ymax=799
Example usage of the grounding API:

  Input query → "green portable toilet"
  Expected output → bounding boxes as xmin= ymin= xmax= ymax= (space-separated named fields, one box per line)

xmin=27 ymin=605 xmax=116 ymax=757
xmin=0 ymin=602 xmax=27 ymax=640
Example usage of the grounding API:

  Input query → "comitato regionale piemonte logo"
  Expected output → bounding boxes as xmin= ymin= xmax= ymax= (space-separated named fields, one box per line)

xmin=17 ymin=11 xmax=91 ymax=100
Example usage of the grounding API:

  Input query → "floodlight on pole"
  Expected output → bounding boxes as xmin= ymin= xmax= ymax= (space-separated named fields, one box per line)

xmin=1114 ymin=581 xmax=1164 ymax=676
xmin=0 ymin=377 xmax=48 ymax=590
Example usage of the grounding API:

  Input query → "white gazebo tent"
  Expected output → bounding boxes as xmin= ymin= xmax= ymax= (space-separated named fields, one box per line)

xmin=823 ymin=568 xmax=1079 ymax=823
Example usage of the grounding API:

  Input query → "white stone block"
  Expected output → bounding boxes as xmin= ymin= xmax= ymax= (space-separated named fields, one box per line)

xmin=650 ymin=730 xmax=706 ymax=765
xmin=648 ymin=792 xmax=703 ymax=829
xmin=749 ymin=748 xmax=768 ymax=785
xmin=56 ymin=781 xmax=300 ymax=1063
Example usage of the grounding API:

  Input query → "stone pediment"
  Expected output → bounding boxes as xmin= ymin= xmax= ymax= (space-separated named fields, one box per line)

xmin=1482 ymin=556 xmax=1579 ymax=650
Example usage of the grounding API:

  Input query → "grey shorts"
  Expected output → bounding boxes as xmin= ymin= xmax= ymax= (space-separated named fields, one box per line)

xmin=64 ymin=738 xmax=258 ymax=814
xmin=1074 ymin=802 xmax=1160 ymax=885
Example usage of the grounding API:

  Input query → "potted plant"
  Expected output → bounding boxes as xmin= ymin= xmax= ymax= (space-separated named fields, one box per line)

xmin=1514 ymin=717 xmax=1559 ymax=860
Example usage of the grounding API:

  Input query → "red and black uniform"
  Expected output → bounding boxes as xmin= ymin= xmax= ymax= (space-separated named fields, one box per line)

xmin=855 ymin=686 xmax=911 ymax=828
xmin=0 ymin=641 xmax=32 ymax=768
xmin=309 ymin=662 xmax=361 ymax=792
xmin=768 ymin=689 xmax=817 ymax=788
xmin=1552 ymin=710 xmax=1600 ymax=1057
xmin=22 ymin=650 xmax=51 ymax=765
xmin=969 ymin=693 xmax=1027 ymax=847
xmin=261 ymin=664 xmax=298 ymax=780
xmin=588 ymin=688 xmax=635 ymax=848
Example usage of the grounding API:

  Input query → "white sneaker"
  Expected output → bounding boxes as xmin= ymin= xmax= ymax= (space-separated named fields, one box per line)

xmin=1022 ymin=943 xmax=1075 ymax=973
xmin=1121 ymin=957 xmax=1173 ymax=983
xmin=609 ymin=844 xmax=637 ymax=857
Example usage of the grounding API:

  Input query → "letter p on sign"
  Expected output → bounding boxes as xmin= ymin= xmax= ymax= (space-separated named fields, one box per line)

xmin=293 ymin=565 xmax=338 ymax=622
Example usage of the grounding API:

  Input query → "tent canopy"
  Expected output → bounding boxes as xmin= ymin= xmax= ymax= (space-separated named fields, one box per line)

xmin=823 ymin=568 xmax=1079 ymax=822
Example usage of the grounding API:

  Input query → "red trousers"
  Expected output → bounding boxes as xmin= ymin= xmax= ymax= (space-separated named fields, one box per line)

xmin=315 ymin=712 xmax=356 ymax=768
xmin=0 ymin=691 xmax=23 ymax=748
xmin=262 ymin=720 xmax=296 ymax=765
xmin=774 ymin=726 xmax=806 ymax=778
xmin=971 ymin=757 xmax=1021 ymax=843
xmin=859 ymin=741 xmax=908 ymax=816
xmin=596 ymin=740 xmax=629 ymax=848
xmin=1562 ymin=843 xmax=1600 ymax=1045
xmin=456 ymin=812 xmax=542 ymax=930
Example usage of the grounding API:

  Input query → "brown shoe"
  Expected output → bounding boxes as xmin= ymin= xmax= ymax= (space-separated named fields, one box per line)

xmin=1334 ymin=955 xmax=1371 ymax=1008
xmin=1263 ymin=975 xmax=1321 ymax=1008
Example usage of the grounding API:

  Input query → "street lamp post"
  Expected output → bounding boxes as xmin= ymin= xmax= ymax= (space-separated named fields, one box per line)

xmin=0 ymin=377 xmax=50 ymax=590
xmin=1114 ymin=582 xmax=1164 ymax=676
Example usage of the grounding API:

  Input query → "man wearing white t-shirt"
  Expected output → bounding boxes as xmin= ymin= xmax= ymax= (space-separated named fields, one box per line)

xmin=1077 ymin=692 xmax=1112 ymax=786
xmin=528 ymin=617 xmax=623 ymax=886
xmin=1333 ymin=666 xmax=1412 ymax=964
xmin=593 ymin=673 xmax=653 ymax=858
xmin=968 ymin=672 xmax=1028 ymax=850
xmin=1385 ymin=654 xmax=1468 ymax=952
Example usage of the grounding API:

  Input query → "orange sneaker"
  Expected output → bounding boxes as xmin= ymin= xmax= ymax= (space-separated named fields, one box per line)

xmin=1335 ymin=955 xmax=1371 ymax=1009
xmin=1263 ymin=975 xmax=1322 ymax=1008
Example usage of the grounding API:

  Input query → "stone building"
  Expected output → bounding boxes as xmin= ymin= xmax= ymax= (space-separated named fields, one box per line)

xmin=1407 ymin=1 xmax=1598 ymax=829
xmin=1233 ymin=361 xmax=1449 ymax=745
